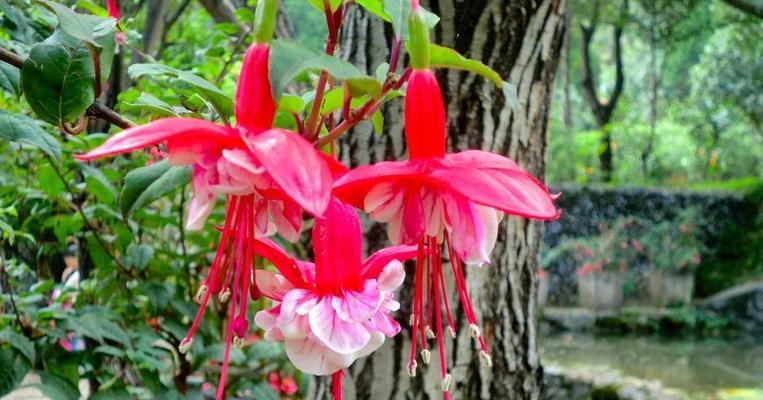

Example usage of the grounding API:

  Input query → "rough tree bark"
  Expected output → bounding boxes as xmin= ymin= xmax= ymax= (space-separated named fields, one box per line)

xmin=311 ymin=1 xmax=567 ymax=399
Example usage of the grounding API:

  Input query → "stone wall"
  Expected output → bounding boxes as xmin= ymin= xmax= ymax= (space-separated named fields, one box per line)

xmin=542 ymin=184 xmax=762 ymax=304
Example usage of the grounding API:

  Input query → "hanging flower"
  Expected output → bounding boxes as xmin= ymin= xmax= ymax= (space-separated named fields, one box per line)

xmin=254 ymin=200 xmax=417 ymax=387
xmin=76 ymin=41 xmax=341 ymax=400
xmin=105 ymin=0 xmax=126 ymax=45
xmin=331 ymin=4 xmax=559 ymax=395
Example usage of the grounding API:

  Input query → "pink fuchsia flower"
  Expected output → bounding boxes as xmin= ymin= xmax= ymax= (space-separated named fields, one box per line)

xmin=76 ymin=42 xmax=340 ymax=400
xmin=332 ymin=27 xmax=558 ymax=394
xmin=106 ymin=0 xmax=119 ymax=19
xmin=254 ymin=200 xmax=417 ymax=380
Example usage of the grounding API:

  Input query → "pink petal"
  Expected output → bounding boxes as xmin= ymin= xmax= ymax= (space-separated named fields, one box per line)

xmin=375 ymin=260 xmax=406 ymax=292
xmin=332 ymin=159 xmax=430 ymax=209
xmin=186 ymin=165 xmax=216 ymax=230
xmin=444 ymin=194 xmax=488 ymax=265
xmin=284 ymin=338 xmax=350 ymax=376
xmin=269 ymin=199 xmax=302 ymax=243
xmin=361 ymin=246 xmax=417 ymax=279
xmin=255 ymin=270 xmax=294 ymax=301
xmin=365 ymin=312 xmax=401 ymax=337
xmin=436 ymin=151 xmax=559 ymax=220
xmin=246 ymin=129 xmax=332 ymax=216
xmin=331 ymin=281 xmax=383 ymax=322
xmin=308 ymin=297 xmax=371 ymax=354
xmin=75 ymin=118 xmax=241 ymax=161
xmin=353 ymin=332 xmax=385 ymax=360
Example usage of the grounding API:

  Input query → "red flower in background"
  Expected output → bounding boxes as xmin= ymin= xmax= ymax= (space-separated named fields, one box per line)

xmin=76 ymin=42 xmax=341 ymax=400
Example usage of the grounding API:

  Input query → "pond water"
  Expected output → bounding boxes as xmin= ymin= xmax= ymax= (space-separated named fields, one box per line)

xmin=539 ymin=332 xmax=763 ymax=398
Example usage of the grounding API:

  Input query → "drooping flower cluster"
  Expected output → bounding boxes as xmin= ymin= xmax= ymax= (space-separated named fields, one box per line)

xmin=76 ymin=0 xmax=559 ymax=399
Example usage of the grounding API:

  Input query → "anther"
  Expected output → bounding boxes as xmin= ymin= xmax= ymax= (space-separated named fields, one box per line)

xmin=441 ymin=374 xmax=453 ymax=392
xmin=448 ymin=326 xmax=457 ymax=339
xmin=407 ymin=361 xmax=418 ymax=377
xmin=179 ymin=338 xmax=193 ymax=354
xmin=420 ymin=349 xmax=431 ymax=364
xmin=425 ymin=326 xmax=436 ymax=339
xmin=479 ymin=351 xmax=493 ymax=367
xmin=195 ymin=285 xmax=208 ymax=302
xmin=233 ymin=336 xmax=245 ymax=348
xmin=409 ymin=314 xmax=416 ymax=326
xmin=218 ymin=289 xmax=231 ymax=303
xmin=469 ymin=323 xmax=481 ymax=338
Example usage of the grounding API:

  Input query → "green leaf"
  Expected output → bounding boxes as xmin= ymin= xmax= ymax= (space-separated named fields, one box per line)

xmin=278 ymin=94 xmax=305 ymax=114
xmin=40 ymin=0 xmax=116 ymax=48
xmin=68 ymin=310 xmax=129 ymax=345
xmin=80 ymin=163 xmax=117 ymax=205
xmin=356 ymin=0 xmax=388 ymax=21
xmin=119 ymin=159 xmax=192 ymax=218
xmin=0 ymin=328 xmax=35 ymax=363
xmin=0 ymin=111 xmax=62 ymax=160
xmin=125 ymin=93 xmax=182 ymax=118
xmin=89 ymin=386 xmax=132 ymax=400
xmin=125 ymin=244 xmax=153 ymax=270
xmin=306 ymin=0 xmax=342 ymax=12
xmin=0 ymin=63 xmax=21 ymax=97
xmin=383 ymin=0 xmax=439 ymax=39
xmin=21 ymin=29 xmax=95 ymax=126
xmin=128 ymin=63 xmax=233 ymax=118
xmin=0 ymin=348 xmax=31 ymax=397
xmin=37 ymin=164 xmax=66 ymax=198
xmin=30 ymin=371 xmax=80 ymax=400
xmin=269 ymin=40 xmax=382 ymax=101
xmin=372 ymin=108 xmax=384 ymax=134
xmin=249 ymin=382 xmax=279 ymax=400
xmin=429 ymin=44 xmax=502 ymax=87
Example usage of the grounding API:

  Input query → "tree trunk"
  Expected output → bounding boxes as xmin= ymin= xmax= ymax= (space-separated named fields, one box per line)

xmin=315 ymin=1 xmax=567 ymax=399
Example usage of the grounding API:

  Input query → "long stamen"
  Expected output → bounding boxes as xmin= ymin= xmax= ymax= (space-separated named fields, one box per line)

xmin=408 ymin=240 xmax=425 ymax=377
xmin=431 ymin=236 xmax=451 ymax=398
xmin=216 ymin=248 xmax=242 ymax=400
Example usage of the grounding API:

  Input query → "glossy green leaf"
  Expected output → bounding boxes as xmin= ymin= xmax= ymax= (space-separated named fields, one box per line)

xmin=119 ymin=159 xmax=192 ymax=218
xmin=40 ymin=0 xmax=116 ymax=48
xmin=37 ymin=164 xmax=66 ymax=198
xmin=279 ymin=94 xmax=305 ymax=114
xmin=0 ymin=111 xmax=62 ymax=160
xmin=21 ymin=30 xmax=95 ymax=126
xmin=0 ymin=348 xmax=31 ymax=398
xmin=128 ymin=63 xmax=233 ymax=118
xmin=80 ymin=163 xmax=117 ymax=205
xmin=372 ymin=108 xmax=384 ymax=134
xmin=125 ymin=243 xmax=153 ymax=270
xmin=0 ymin=328 xmax=35 ymax=363
xmin=430 ymin=44 xmax=502 ymax=87
xmin=0 ymin=63 xmax=21 ymax=97
xmin=383 ymin=0 xmax=439 ymax=39
xmin=125 ymin=93 xmax=182 ymax=118
xmin=356 ymin=0 xmax=388 ymax=21
xmin=29 ymin=372 xmax=80 ymax=400
xmin=269 ymin=40 xmax=382 ymax=101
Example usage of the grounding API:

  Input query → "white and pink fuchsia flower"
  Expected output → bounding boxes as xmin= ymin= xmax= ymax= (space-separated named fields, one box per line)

xmin=254 ymin=199 xmax=418 ymax=376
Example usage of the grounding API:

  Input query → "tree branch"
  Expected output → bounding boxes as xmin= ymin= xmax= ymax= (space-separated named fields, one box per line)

xmin=721 ymin=0 xmax=763 ymax=19
xmin=0 ymin=47 xmax=135 ymax=129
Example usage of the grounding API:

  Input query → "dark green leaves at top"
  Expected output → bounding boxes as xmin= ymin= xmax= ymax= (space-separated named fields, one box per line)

xmin=0 ymin=63 xmax=21 ymax=97
xmin=40 ymin=0 xmax=116 ymax=48
xmin=128 ymin=64 xmax=234 ymax=118
xmin=0 ymin=328 xmax=35 ymax=363
xmin=428 ymin=44 xmax=521 ymax=111
xmin=269 ymin=40 xmax=382 ymax=101
xmin=382 ymin=0 xmax=439 ymax=39
xmin=0 ymin=110 xmax=61 ymax=160
xmin=21 ymin=30 xmax=95 ymax=126
xmin=119 ymin=159 xmax=192 ymax=218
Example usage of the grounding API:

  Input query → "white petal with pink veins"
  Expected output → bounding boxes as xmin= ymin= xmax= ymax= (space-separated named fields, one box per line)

xmin=377 ymin=260 xmax=405 ymax=292
xmin=284 ymin=338 xmax=348 ymax=376
xmin=476 ymin=206 xmax=503 ymax=266
xmin=331 ymin=281 xmax=383 ymax=322
xmin=255 ymin=270 xmax=293 ymax=301
xmin=365 ymin=312 xmax=401 ymax=337
xmin=353 ymin=331 xmax=386 ymax=360
xmin=308 ymin=297 xmax=371 ymax=354
xmin=421 ymin=187 xmax=445 ymax=237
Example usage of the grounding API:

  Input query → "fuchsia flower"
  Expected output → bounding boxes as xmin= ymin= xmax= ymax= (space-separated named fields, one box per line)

xmin=106 ymin=0 xmax=119 ymax=19
xmin=254 ymin=200 xmax=417 ymax=380
xmin=76 ymin=42 xmax=339 ymax=399
xmin=332 ymin=6 xmax=559 ymax=395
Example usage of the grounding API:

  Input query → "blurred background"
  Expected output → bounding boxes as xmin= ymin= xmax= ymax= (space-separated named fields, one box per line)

xmin=0 ymin=0 xmax=760 ymax=399
xmin=538 ymin=1 xmax=762 ymax=399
